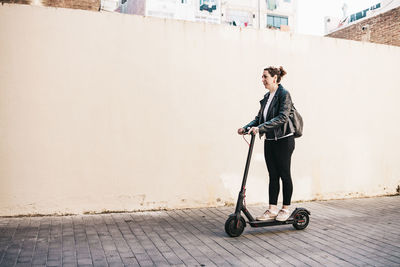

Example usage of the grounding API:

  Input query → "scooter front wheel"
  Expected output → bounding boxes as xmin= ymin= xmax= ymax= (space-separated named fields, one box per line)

xmin=292 ymin=210 xmax=309 ymax=230
xmin=225 ymin=216 xmax=246 ymax=237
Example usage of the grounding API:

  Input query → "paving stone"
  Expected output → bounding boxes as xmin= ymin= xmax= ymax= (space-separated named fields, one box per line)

xmin=16 ymin=256 xmax=32 ymax=263
xmin=77 ymin=258 xmax=93 ymax=265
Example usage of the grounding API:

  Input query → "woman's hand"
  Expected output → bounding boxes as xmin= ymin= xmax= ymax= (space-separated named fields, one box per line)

xmin=237 ymin=128 xmax=245 ymax=135
xmin=248 ymin=127 xmax=259 ymax=135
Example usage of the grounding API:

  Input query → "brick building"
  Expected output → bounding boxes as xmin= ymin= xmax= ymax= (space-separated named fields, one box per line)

xmin=3 ymin=0 xmax=100 ymax=11
xmin=326 ymin=4 xmax=400 ymax=47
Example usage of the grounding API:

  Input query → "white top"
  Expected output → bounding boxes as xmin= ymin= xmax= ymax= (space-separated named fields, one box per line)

xmin=263 ymin=91 xmax=276 ymax=122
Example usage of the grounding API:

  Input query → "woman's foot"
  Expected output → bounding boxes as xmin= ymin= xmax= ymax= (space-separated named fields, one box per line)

xmin=276 ymin=209 xmax=291 ymax=221
xmin=256 ymin=209 xmax=278 ymax=221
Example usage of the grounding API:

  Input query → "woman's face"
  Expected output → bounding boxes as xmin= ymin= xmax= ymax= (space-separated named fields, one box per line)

xmin=262 ymin=70 xmax=277 ymax=90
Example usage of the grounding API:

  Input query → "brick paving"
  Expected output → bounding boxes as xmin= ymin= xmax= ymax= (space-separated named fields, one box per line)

xmin=0 ymin=196 xmax=399 ymax=267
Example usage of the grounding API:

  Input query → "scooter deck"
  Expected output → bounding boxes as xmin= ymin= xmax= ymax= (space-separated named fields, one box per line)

xmin=248 ymin=218 xmax=295 ymax=227
xmin=246 ymin=208 xmax=310 ymax=228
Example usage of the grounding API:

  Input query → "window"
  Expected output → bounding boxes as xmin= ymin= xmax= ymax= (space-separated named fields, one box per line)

xmin=266 ymin=15 xmax=288 ymax=29
xmin=266 ymin=0 xmax=277 ymax=11
xmin=355 ymin=11 xmax=366 ymax=20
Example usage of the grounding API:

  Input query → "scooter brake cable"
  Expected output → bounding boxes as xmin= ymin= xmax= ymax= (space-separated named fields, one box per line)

xmin=242 ymin=135 xmax=250 ymax=146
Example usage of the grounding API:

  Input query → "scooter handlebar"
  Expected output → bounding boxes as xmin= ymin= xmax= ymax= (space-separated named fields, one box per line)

xmin=243 ymin=127 xmax=255 ymax=135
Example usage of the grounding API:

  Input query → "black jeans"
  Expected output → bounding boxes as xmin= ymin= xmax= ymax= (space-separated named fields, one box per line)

xmin=264 ymin=135 xmax=295 ymax=206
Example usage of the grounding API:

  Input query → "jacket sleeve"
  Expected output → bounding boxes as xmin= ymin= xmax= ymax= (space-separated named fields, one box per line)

xmin=258 ymin=91 xmax=292 ymax=135
xmin=243 ymin=116 xmax=260 ymax=130
xmin=242 ymin=109 xmax=261 ymax=130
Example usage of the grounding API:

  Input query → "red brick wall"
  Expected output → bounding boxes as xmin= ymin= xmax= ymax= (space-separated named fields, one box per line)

xmin=326 ymin=6 xmax=400 ymax=47
xmin=3 ymin=0 xmax=101 ymax=11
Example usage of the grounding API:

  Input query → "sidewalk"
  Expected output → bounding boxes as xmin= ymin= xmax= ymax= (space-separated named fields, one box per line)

xmin=0 ymin=196 xmax=399 ymax=267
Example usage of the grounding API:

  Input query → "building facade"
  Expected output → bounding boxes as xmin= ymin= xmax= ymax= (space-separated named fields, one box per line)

xmin=3 ymin=0 xmax=297 ymax=30
xmin=325 ymin=0 xmax=400 ymax=47
xmin=106 ymin=0 xmax=297 ymax=32
xmin=221 ymin=0 xmax=297 ymax=31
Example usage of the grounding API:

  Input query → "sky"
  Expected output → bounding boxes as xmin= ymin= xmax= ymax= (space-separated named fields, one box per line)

xmin=296 ymin=0 xmax=381 ymax=36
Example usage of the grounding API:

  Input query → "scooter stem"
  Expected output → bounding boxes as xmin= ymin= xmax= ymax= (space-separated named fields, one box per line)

xmin=234 ymin=133 xmax=255 ymax=215
xmin=240 ymin=133 xmax=255 ymax=190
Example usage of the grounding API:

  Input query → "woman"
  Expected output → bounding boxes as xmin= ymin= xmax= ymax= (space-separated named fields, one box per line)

xmin=238 ymin=66 xmax=295 ymax=222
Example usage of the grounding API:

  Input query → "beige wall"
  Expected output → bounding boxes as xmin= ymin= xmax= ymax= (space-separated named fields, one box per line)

xmin=1 ymin=4 xmax=400 ymax=216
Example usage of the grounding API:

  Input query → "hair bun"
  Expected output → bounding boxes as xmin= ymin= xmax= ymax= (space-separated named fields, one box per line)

xmin=279 ymin=66 xmax=287 ymax=77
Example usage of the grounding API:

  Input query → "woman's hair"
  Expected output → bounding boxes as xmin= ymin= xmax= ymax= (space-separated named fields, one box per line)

xmin=264 ymin=66 xmax=287 ymax=83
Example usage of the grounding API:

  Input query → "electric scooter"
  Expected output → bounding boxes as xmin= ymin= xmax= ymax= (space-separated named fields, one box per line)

xmin=225 ymin=132 xmax=310 ymax=237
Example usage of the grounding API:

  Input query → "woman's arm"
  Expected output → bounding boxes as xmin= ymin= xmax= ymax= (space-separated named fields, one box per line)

xmin=243 ymin=113 xmax=260 ymax=130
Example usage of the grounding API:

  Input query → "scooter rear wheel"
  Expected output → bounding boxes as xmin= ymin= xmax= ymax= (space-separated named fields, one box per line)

xmin=225 ymin=216 xmax=246 ymax=237
xmin=292 ymin=210 xmax=309 ymax=230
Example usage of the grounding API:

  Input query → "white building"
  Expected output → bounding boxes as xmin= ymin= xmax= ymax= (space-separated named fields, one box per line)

xmin=220 ymin=0 xmax=298 ymax=31
xmin=101 ymin=0 xmax=120 ymax=12
xmin=145 ymin=0 xmax=221 ymax=24
xmin=104 ymin=0 xmax=298 ymax=31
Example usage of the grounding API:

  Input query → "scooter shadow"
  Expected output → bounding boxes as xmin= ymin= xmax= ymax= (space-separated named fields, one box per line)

xmin=221 ymin=223 xmax=303 ymax=238
xmin=244 ymin=225 xmax=299 ymax=236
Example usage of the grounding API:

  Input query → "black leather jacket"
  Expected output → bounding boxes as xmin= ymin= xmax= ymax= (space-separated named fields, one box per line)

xmin=243 ymin=84 xmax=294 ymax=140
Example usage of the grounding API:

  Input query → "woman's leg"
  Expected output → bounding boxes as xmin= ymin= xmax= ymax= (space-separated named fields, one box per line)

xmin=276 ymin=136 xmax=295 ymax=206
xmin=256 ymin=140 xmax=280 ymax=220
xmin=264 ymin=140 xmax=280 ymax=206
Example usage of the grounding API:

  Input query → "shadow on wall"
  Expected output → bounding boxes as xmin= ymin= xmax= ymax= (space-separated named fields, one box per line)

xmin=2 ymin=0 xmax=101 ymax=11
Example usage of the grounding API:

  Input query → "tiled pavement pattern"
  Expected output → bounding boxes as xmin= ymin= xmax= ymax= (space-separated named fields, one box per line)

xmin=0 ymin=196 xmax=399 ymax=267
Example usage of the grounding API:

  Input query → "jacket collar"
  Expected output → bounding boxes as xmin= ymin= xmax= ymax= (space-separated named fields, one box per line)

xmin=260 ymin=84 xmax=283 ymax=104
xmin=259 ymin=84 xmax=283 ymax=121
